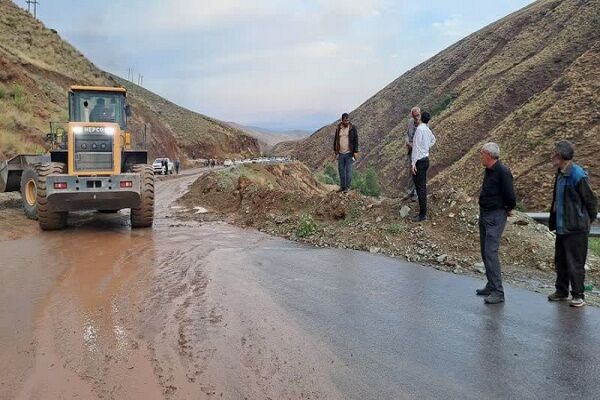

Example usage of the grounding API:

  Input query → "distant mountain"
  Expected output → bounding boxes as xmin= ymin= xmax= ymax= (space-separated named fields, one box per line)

xmin=226 ymin=122 xmax=310 ymax=153
xmin=0 ymin=0 xmax=259 ymax=161
xmin=280 ymin=0 xmax=600 ymax=210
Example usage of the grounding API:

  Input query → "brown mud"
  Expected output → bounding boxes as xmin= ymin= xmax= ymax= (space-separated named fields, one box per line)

xmin=0 ymin=169 xmax=343 ymax=399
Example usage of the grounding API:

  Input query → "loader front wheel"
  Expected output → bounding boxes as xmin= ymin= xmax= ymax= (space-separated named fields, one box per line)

xmin=20 ymin=167 xmax=39 ymax=220
xmin=37 ymin=162 xmax=68 ymax=231
xmin=130 ymin=164 xmax=154 ymax=228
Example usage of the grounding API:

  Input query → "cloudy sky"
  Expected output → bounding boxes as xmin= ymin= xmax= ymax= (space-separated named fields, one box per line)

xmin=25 ymin=0 xmax=534 ymax=131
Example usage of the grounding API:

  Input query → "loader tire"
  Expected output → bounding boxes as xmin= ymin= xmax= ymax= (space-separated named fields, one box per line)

xmin=130 ymin=164 xmax=154 ymax=228
xmin=20 ymin=166 xmax=39 ymax=220
xmin=37 ymin=162 xmax=68 ymax=231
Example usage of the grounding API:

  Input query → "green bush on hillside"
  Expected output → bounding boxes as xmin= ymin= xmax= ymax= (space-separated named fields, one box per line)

xmin=316 ymin=163 xmax=340 ymax=186
xmin=352 ymin=168 xmax=381 ymax=197
xmin=590 ymin=238 xmax=600 ymax=257
xmin=11 ymin=84 xmax=27 ymax=110
xmin=431 ymin=92 xmax=457 ymax=117
xmin=296 ymin=214 xmax=319 ymax=238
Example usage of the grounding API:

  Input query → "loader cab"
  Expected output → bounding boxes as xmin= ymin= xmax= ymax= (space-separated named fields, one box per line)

xmin=68 ymin=86 xmax=129 ymax=130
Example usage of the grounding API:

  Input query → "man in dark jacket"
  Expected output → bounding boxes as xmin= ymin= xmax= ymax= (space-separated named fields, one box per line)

xmin=476 ymin=143 xmax=516 ymax=304
xmin=547 ymin=141 xmax=598 ymax=307
xmin=333 ymin=113 xmax=359 ymax=193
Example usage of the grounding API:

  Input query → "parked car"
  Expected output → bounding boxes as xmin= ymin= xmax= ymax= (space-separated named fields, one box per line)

xmin=223 ymin=159 xmax=233 ymax=167
xmin=152 ymin=158 xmax=174 ymax=175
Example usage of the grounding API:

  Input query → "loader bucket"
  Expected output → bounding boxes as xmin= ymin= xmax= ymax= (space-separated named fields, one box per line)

xmin=0 ymin=155 xmax=50 ymax=193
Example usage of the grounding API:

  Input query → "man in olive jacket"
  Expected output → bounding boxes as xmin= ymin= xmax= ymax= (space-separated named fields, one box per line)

xmin=548 ymin=141 xmax=598 ymax=307
xmin=333 ymin=113 xmax=359 ymax=193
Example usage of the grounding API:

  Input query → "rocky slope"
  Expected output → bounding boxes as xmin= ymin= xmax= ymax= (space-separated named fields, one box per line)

xmin=279 ymin=0 xmax=600 ymax=210
xmin=0 ymin=0 xmax=258 ymax=162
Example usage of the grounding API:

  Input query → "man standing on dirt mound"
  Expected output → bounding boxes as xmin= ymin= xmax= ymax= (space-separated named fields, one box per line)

xmin=333 ymin=113 xmax=359 ymax=193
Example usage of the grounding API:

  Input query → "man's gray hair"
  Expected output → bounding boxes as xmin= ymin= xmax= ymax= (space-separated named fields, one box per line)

xmin=481 ymin=142 xmax=500 ymax=159
xmin=555 ymin=140 xmax=574 ymax=160
xmin=411 ymin=106 xmax=421 ymax=114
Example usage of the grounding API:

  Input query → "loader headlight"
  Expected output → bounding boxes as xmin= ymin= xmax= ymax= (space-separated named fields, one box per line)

xmin=73 ymin=126 xmax=83 ymax=134
xmin=104 ymin=127 xmax=115 ymax=135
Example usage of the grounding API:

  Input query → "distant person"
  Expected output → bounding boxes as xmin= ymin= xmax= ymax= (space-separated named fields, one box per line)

xmin=547 ymin=141 xmax=597 ymax=308
xmin=411 ymin=111 xmax=436 ymax=221
xmin=476 ymin=143 xmax=516 ymax=305
xmin=162 ymin=159 xmax=167 ymax=175
xmin=175 ymin=159 xmax=180 ymax=174
xmin=333 ymin=113 xmax=359 ymax=193
xmin=403 ymin=107 xmax=420 ymax=201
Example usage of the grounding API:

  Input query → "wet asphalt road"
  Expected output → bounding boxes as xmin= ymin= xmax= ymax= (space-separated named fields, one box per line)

xmin=216 ymin=240 xmax=600 ymax=400
xmin=2 ymin=170 xmax=600 ymax=399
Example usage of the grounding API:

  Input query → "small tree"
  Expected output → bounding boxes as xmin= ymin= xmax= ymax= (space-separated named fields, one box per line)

xmin=324 ymin=163 xmax=339 ymax=185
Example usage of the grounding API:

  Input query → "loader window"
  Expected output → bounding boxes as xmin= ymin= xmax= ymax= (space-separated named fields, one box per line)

xmin=70 ymin=91 xmax=127 ymax=129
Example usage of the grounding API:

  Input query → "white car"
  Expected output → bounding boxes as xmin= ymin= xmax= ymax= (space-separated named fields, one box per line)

xmin=223 ymin=159 xmax=233 ymax=167
xmin=152 ymin=158 xmax=174 ymax=175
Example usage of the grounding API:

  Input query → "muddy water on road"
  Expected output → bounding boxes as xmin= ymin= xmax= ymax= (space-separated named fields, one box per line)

xmin=1 ymin=173 xmax=342 ymax=399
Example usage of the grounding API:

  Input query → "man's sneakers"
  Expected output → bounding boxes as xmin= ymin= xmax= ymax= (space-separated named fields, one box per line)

xmin=548 ymin=292 xmax=586 ymax=307
xmin=547 ymin=292 xmax=569 ymax=302
xmin=569 ymin=298 xmax=586 ymax=308
xmin=412 ymin=215 xmax=427 ymax=222
xmin=476 ymin=287 xmax=491 ymax=296
xmin=484 ymin=293 xmax=505 ymax=304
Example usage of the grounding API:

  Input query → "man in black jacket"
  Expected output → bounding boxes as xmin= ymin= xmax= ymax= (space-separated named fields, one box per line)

xmin=333 ymin=113 xmax=359 ymax=193
xmin=547 ymin=141 xmax=598 ymax=307
xmin=476 ymin=143 xmax=516 ymax=304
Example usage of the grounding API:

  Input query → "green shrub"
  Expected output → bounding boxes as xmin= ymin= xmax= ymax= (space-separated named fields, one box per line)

xmin=296 ymin=214 xmax=319 ymax=238
xmin=0 ymin=85 xmax=5 ymax=99
xmin=352 ymin=168 xmax=381 ymax=197
xmin=387 ymin=224 xmax=402 ymax=235
xmin=431 ymin=93 xmax=457 ymax=117
xmin=317 ymin=173 xmax=337 ymax=185
xmin=11 ymin=84 xmax=26 ymax=110
xmin=590 ymin=238 xmax=600 ymax=257
xmin=515 ymin=201 xmax=526 ymax=212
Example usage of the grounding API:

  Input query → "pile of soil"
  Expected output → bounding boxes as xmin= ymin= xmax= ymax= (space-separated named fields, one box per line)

xmin=179 ymin=163 xmax=600 ymax=304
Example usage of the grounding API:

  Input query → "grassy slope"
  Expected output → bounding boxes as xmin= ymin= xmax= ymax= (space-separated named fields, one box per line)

xmin=282 ymin=0 xmax=600 ymax=210
xmin=0 ymin=0 xmax=257 ymax=161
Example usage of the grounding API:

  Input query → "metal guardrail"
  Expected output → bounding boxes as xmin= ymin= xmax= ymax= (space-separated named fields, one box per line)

xmin=526 ymin=213 xmax=600 ymax=237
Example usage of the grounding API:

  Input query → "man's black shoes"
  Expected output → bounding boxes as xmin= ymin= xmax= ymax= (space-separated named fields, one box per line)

xmin=412 ymin=215 xmax=427 ymax=222
xmin=484 ymin=293 xmax=505 ymax=304
xmin=476 ymin=287 xmax=491 ymax=296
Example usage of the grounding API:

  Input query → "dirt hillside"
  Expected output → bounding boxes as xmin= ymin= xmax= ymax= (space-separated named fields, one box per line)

xmin=178 ymin=163 xmax=600 ymax=304
xmin=277 ymin=0 xmax=600 ymax=210
xmin=0 ymin=0 xmax=258 ymax=161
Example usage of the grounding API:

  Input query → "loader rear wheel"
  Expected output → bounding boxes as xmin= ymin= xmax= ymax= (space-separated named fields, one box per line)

xmin=130 ymin=164 xmax=154 ymax=228
xmin=20 ymin=167 xmax=39 ymax=220
xmin=37 ymin=162 xmax=68 ymax=231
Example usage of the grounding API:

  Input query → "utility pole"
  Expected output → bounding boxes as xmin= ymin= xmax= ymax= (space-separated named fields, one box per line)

xmin=25 ymin=0 xmax=40 ymax=18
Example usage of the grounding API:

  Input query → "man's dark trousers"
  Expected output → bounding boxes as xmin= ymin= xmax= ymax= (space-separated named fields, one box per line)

xmin=338 ymin=153 xmax=353 ymax=191
xmin=555 ymin=232 xmax=588 ymax=299
xmin=412 ymin=157 xmax=429 ymax=217
xmin=479 ymin=208 xmax=507 ymax=296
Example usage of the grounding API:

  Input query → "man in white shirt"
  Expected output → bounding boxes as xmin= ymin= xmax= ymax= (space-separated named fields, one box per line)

xmin=403 ymin=107 xmax=421 ymax=201
xmin=411 ymin=111 xmax=436 ymax=221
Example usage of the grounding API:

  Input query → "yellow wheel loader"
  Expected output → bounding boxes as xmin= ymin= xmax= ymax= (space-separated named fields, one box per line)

xmin=0 ymin=86 xmax=154 ymax=230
